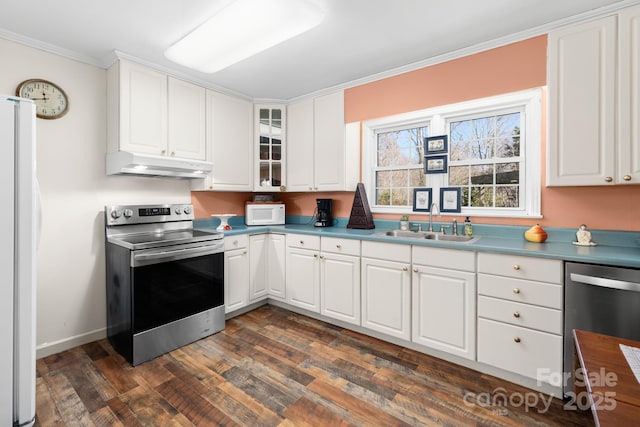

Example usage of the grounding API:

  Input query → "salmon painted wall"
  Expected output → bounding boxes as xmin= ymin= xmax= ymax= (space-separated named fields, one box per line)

xmin=193 ymin=35 xmax=640 ymax=231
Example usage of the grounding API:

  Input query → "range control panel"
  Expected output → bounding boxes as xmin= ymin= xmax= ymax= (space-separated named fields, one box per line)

xmin=105 ymin=204 xmax=194 ymax=226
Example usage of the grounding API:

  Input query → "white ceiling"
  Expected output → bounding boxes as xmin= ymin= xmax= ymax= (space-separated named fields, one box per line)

xmin=0 ymin=0 xmax=634 ymax=101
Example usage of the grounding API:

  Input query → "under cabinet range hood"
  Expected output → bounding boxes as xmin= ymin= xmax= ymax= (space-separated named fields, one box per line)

xmin=106 ymin=151 xmax=212 ymax=179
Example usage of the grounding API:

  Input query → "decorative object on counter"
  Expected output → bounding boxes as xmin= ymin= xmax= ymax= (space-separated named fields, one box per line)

xmin=413 ymin=188 xmax=432 ymax=212
xmin=573 ymin=224 xmax=597 ymax=246
xmin=400 ymin=215 xmax=409 ymax=231
xmin=440 ymin=187 xmax=461 ymax=213
xmin=424 ymin=135 xmax=448 ymax=155
xmin=347 ymin=183 xmax=375 ymax=229
xmin=211 ymin=214 xmax=236 ymax=231
xmin=464 ymin=216 xmax=473 ymax=237
xmin=524 ymin=224 xmax=548 ymax=243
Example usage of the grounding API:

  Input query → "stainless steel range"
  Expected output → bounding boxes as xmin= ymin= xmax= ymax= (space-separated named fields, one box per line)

xmin=104 ymin=203 xmax=224 ymax=365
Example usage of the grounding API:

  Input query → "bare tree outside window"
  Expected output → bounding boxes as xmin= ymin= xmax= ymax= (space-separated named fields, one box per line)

xmin=375 ymin=126 xmax=428 ymax=207
xmin=449 ymin=112 xmax=522 ymax=209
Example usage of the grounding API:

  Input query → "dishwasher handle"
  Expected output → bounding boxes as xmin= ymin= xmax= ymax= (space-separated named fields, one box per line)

xmin=570 ymin=273 xmax=640 ymax=293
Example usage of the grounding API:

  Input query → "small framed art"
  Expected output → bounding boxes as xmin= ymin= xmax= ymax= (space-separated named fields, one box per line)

xmin=440 ymin=187 xmax=461 ymax=213
xmin=424 ymin=135 xmax=448 ymax=155
xmin=413 ymin=188 xmax=432 ymax=212
xmin=424 ymin=155 xmax=447 ymax=174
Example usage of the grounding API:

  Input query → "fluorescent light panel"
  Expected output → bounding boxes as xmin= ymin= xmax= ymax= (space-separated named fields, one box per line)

xmin=165 ymin=0 xmax=325 ymax=73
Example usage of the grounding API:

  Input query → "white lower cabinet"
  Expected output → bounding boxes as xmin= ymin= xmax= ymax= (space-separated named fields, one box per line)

xmin=477 ymin=253 xmax=563 ymax=385
xmin=411 ymin=247 xmax=476 ymax=360
xmin=320 ymin=237 xmax=361 ymax=326
xmin=361 ymin=242 xmax=411 ymax=341
xmin=224 ymin=235 xmax=250 ymax=313
xmin=286 ymin=234 xmax=321 ymax=312
xmin=266 ymin=233 xmax=286 ymax=300
xmin=249 ymin=234 xmax=268 ymax=301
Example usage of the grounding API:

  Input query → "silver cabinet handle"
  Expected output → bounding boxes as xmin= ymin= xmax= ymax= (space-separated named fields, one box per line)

xmin=570 ymin=273 xmax=640 ymax=292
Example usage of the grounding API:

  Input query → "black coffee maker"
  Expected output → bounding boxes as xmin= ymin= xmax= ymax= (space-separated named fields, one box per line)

xmin=314 ymin=198 xmax=333 ymax=227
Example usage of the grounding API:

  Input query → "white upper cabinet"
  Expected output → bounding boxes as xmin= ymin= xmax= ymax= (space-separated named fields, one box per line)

xmin=287 ymin=91 xmax=359 ymax=192
xmin=108 ymin=60 xmax=206 ymax=161
xmin=548 ymin=7 xmax=640 ymax=186
xmin=192 ymin=91 xmax=253 ymax=191
xmin=255 ymin=105 xmax=286 ymax=191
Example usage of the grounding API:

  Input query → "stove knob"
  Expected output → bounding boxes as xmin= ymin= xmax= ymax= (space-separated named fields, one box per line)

xmin=175 ymin=206 xmax=183 ymax=215
xmin=110 ymin=209 xmax=123 ymax=219
xmin=123 ymin=209 xmax=133 ymax=218
xmin=184 ymin=206 xmax=192 ymax=215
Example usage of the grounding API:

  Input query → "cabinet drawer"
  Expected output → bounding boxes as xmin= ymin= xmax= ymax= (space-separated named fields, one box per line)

xmin=477 ymin=318 xmax=562 ymax=382
xmin=478 ymin=274 xmax=563 ymax=309
xmin=286 ymin=233 xmax=320 ymax=250
xmin=321 ymin=237 xmax=360 ymax=256
xmin=412 ymin=246 xmax=475 ymax=272
xmin=224 ymin=234 xmax=248 ymax=250
xmin=478 ymin=296 xmax=562 ymax=334
xmin=478 ymin=253 xmax=563 ymax=284
xmin=362 ymin=241 xmax=410 ymax=263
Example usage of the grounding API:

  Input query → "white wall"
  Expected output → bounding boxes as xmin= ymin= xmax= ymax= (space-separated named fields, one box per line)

xmin=0 ymin=38 xmax=192 ymax=357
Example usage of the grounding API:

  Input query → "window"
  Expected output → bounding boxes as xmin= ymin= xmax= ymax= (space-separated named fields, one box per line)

xmin=362 ymin=89 xmax=541 ymax=218
xmin=374 ymin=125 xmax=429 ymax=207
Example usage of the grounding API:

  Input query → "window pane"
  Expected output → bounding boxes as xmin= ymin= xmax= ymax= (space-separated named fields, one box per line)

xmin=409 ymin=169 xmax=426 ymax=187
xmin=391 ymin=170 xmax=408 ymax=188
xmin=391 ymin=188 xmax=409 ymax=206
xmin=272 ymin=163 xmax=281 ymax=186
xmin=376 ymin=189 xmax=391 ymax=205
xmin=470 ymin=186 xmax=494 ymax=207
xmin=272 ymin=145 xmax=281 ymax=161
xmin=376 ymin=170 xmax=391 ymax=187
xmin=449 ymin=166 xmax=469 ymax=185
xmin=259 ymin=145 xmax=269 ymax=160
xmin=496 ymin=186 xmax=519 ymax=207
xmin=472 ymin=117 xmax=496 ymax=139
xmin=377 ymin=127 xmax=426 ymax=167
xmin=495 ymin=113 xmax=520 ymax=157
xmin=471 ymin=139 xmax=493 ymax=159
xmin=496 ymin=163 xmax=519 ymax=184
xmin=450 ymin=138 xmax=470 ymax=161
xmin=470 ymin=165 xmax=494 ymax=185
xmin=461 ymin=187 xmax=470 ymax=207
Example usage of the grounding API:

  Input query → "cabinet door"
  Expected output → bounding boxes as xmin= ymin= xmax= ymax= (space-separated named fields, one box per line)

xmin=321 ymin=253 xmax=360 ymax=326
xmin=412 ymin=266 xmax=476 ymax=360
xmin=547 ymin=16 xmax=617 ymax=186
xmin=207 ymin=91 xmax=253 ymax=191
xmin=314 ymin=91 xmax=346 ymax=191
xmin=119 ymin=61 xmax=167 ymax=155
xmin=255 ymin=105 xmax=286 ymax=191
xmin=618 ymin=5 xmax=640 ymax=184
xmin=267 ymin=234 xmax=286 ymax=300
xmin=361 ymin=257 xmax=411 ymax=340
xmin=286 ymin=247 xmax=320 ymax=312
xmin=249 ymin=234 xmax=268 ymax=301
xmin=224 ymin=247 xmax=249 ymax=313
xmin=168 ymin=77 xmax=206 ymax=160
xmin=287 ymin=98 xmax=314 ymax=191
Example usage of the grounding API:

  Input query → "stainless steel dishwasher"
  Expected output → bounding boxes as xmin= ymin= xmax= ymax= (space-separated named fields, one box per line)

xmin=564 ymin=262 xmax=640 ymax=395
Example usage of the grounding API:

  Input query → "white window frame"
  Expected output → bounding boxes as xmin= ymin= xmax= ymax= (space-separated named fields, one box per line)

xmin=362 ymin=89 xmax=541 ymax=218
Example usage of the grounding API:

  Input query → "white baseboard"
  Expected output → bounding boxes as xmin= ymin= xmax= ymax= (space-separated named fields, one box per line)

xmin=36 ymin=328 xmax=107 ymax=359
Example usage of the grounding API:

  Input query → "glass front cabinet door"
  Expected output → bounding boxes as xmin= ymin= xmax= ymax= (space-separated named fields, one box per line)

xmin=255 ymin=105 xmax=286 ymax=191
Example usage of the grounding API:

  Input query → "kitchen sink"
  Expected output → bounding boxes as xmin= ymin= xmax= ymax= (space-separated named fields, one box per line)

xmin=376 ymin=229 xmax=478 ymax=243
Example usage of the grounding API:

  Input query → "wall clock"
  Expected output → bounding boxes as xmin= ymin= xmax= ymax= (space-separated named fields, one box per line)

xmin=15 ymin=79 xmax=69 ymax=119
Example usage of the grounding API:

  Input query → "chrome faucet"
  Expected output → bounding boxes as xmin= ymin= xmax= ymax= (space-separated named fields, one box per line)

xmin=428 ymin=203 xmax=440 ymax=232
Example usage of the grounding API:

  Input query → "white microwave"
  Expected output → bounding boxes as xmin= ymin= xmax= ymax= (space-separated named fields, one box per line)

xmin=245 ymin=203 xmax=285 ymax=226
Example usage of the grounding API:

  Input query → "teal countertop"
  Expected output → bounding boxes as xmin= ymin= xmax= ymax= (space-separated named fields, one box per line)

xmin=195 ymin=216 xmax=640 ymax=269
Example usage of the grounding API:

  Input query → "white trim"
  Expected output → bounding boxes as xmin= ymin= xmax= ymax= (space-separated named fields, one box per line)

xmin=362 ymin=89 xmax=542 ymax=218
xmin=36 ymin=327 xmax=107 ymax=359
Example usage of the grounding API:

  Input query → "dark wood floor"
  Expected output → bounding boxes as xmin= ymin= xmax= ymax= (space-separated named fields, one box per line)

xmin=35 ymin=305 xmax=593 ymax=426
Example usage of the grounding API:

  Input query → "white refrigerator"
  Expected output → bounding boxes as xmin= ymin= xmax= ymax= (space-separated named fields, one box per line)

xmin=0 ymin=96 xmax=37 ymax=427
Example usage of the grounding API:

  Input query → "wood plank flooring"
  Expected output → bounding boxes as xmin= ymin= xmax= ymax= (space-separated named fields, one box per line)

xmin=35 ymin=305 xmax=593 ymax=426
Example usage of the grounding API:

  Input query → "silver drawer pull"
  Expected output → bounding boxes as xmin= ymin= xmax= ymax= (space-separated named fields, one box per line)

xmin=514 ymin=337 xmax=521 ymax=343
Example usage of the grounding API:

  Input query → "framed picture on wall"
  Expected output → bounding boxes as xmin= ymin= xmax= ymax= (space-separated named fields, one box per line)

xmin=440 ymin=187 xmax=461 ymax=213
xmin=424 ymin=155 xmax=447 ymax=174
xmin=413 ymin=188 xmax=432 ymax=212
xmin=424 ymin=135 xmax=448 ymax=155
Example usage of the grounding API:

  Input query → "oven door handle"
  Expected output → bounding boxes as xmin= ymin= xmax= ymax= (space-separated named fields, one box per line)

xmin=570 ymin=273 xmax=640 ymax=293
xmin=132 ymin=244 xmax=222 ymax=267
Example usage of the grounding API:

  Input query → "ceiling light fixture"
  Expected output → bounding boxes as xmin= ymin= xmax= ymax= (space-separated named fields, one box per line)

xmin=165 ymin=0 xmax=325 ymax=73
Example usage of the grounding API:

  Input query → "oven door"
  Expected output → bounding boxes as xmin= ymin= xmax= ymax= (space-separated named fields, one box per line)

xmin=130 ymin=241 xmax=224 ymax=334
